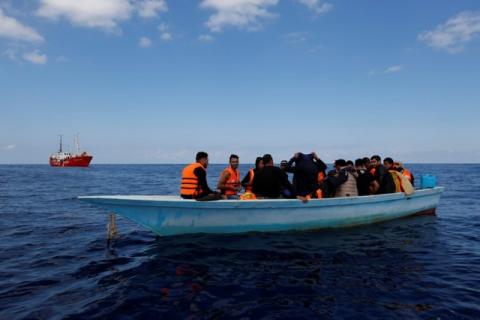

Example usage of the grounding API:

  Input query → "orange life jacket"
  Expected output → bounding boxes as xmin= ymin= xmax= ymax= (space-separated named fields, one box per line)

xmin=222 ymin=166 xmax=240 ymax=196
xmin=305 ymin=189 xmax=323 ymax=200
xmin=389 ymin=170 xmax=404 ymax=193
xmin=240 ymin=192 xmax=257 ymax=200
xmin=318 ymin=171 xmax=326 ymax=184
xmin=402 ymin=169 xmax=413 ymax=183
xmin=180 ymin=163 xmax=205 ymax=197
xmin=245 ymin=169 xmax=255 ymax=192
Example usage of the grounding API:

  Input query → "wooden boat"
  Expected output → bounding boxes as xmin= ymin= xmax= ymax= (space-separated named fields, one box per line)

xmin=78 ymin=187 xmax=444 ymax=236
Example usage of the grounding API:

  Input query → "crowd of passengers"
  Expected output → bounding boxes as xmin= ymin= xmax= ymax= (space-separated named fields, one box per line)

xmin=180 ymin=151 xmax=414 ymax=201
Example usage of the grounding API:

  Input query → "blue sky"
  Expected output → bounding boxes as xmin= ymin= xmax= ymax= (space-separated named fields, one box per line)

xmin=1 ymin=0 xmax=480 ymax=164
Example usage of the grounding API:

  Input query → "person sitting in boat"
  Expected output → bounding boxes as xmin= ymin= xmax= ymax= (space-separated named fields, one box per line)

xmin=370 ymin=155 xmax=396 ymax=194
xmin=376 ymin=157 xmax=397 ymax=194
xmin=355 ymin=158 xmax=378 ymax=196
xmin=327 ymin=159 xmax=358 ymax=198
xmin=180 ymin=152 xmax=219 ymax=201
xmin=383 ymin=158 xmax=414 ymax=195
xmin=285 ymin=152 xmax=327 ymax=200
xmin=217 ymin=154 xmax=241 ymax=199
xmin=370 ymin=155 xmax=395 ymax=194
xmin=252 ymin=154 xmax=292 ymax=199
xmin=280 ymin=160 xmax=295 ymax=198
xmin=241 ymin=156 xmax=264 ymax=193
xmin=346 ymin=160 xmax=354 ymax=169
xmin=241 ymin=156 xmax=263 ymax=194
xmin=394 ymin=161 xmax=414 ymax=186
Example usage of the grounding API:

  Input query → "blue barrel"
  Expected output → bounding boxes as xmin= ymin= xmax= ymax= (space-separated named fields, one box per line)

xmin=421 ymin=175 xmax=437 ymax=188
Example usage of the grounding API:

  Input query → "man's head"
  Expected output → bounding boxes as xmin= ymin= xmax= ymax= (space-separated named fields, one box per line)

xmin=346 ymin=160 xmax=354 ymax=168
xmin=355 ymin=158 xmax=365 ymax=170
xmin=370 ymin=155 xmax=381 ymax=168
xmin=383 ymin=157 xmax=394 ymax=170
xmin=394 ymin=161 xmax=403 ymax=171
xmin=280 ymin=160 xmax=288 ymax=171
xmin=255 ymin=157 xmax=264 ymax=170
xmin=334 ymin=159 xmax=347 ymax=171
xmin=229 ymin=154 xmax=239 ymax=169
xmin=262 ymin=154 xmax=273 ymax=166
xmin=363 ymin=157 xmax=371 ymax=168
xmin=196 ymin=151 xmax=209 ymax=168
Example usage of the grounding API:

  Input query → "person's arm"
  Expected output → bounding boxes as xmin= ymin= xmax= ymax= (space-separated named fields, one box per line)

xmin=194 ymin=167 xmax=214 ymax=194
xmin=241 ymin=171 xmax=252 ymax=188
xmin=326 ymin=170 xmax=348 ymax=188
xmin=252 ymin=171 xmax=262 ymax=195
xmin=280 ymin=171 xmax=295 ymax=196
xmin=376 ymin=166 xmax=385 ymax=185
xmin=217 ymin=171 xmax=230 ymax=191
xmin=286 ymin=157 xmax=296 ymax=173
xmin=312 ymin=153 xmax=327 ymax=172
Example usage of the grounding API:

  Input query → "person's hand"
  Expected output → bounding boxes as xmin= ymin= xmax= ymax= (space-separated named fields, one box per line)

xmin=297 ymin=195 xmax=309 ymax=203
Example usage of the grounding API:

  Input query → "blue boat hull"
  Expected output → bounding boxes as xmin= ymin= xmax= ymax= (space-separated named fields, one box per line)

xmin=79 ymin=187 xmax=444 ymax=236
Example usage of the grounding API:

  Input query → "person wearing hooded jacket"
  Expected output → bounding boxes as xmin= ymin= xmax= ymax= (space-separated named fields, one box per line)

xmin=286 ymin=152 xmax=327 ymax=198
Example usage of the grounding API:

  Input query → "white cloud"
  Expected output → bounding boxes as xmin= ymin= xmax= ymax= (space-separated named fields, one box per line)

xmin=23 ymin=50 xmax=47 ymax=65
xmin=137 ymin=0 xmax=168 ymax=18
xmin=200 ymin=0 xmax=279 ymax=32
xmin=3 ymin=144 xmax=15 ymax=150
xmin=56 ymin=55 xmax=68 ymax=62
xmin=296 ymin=0 xmax=332 ymax=15
xmin=3 ymin=48 xmax=17 ymax=60
xmin=307 ymin=44 xmax=323 ymax=53
xmin=0 ymin=8 xmax=44 ymax=42
xmin=198 ymin=34 xmax=214 ymax=42
xmin=37 ymin=0 xmax=133 ymax=31
xmin=419 ymin=11 xmax=480 ymax=54
xmin=139 ymin=36 xmax=152 ymax=47
xmin=384 ymin=65 xmax=403 ymax=74
xmin=37 ymin=0 xmax=169 ymax=32
xmin=158 ymin=23 xmax=172 ymax=41
xmin=283 ymin=31 xmax=307 ymax=44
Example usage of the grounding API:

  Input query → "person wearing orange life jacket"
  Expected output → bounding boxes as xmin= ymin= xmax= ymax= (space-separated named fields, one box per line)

xmin=383 ymin=157 xmax=404 ymax=193
xmin=180 ymin=151 xmax=218 ymax=200
xmin=394 ymin=161 xmax=415 ymax=187
xmin=241 ymin=157 xmax=264 ymax=193
xmin=217 ymin=154 xmax=242 ymax=199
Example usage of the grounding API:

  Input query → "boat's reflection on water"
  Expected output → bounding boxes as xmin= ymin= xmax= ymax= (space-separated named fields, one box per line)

xmin=91 ymin=213 xmax=441 ymax=319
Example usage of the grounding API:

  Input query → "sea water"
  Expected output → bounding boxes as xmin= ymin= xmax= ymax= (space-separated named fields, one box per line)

xmin=0 ymin=164 xmax=479 ymax=319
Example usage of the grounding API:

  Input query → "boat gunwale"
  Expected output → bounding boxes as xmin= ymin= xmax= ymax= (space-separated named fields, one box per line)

xmin=78 ymin=187 xmax=444 ymax=210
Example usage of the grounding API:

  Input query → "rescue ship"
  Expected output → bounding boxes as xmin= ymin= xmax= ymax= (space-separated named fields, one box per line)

xmin=49 ymin=135 xmax=93 ymax=167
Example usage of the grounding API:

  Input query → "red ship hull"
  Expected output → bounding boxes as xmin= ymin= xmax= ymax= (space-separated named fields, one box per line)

xmin=49 ymin=155 xmax=93 ymax=167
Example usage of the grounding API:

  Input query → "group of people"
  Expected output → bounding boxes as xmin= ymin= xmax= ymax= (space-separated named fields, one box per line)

xmin=180 ymin=151 xmax=414 ymax=201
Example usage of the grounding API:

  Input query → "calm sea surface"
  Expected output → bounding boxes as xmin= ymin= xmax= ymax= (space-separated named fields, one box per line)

xmin=0 ymin=164 xmax=479 ymax=319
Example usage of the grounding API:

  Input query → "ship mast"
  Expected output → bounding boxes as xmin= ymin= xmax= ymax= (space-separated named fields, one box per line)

xmin=75 ymin=133 xmax=80 ymax=154
xmin=59 ymin=135 xmax=63 ymax=153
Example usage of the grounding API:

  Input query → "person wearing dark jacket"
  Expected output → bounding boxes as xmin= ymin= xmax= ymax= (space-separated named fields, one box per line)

xmin=366 ymin=155 xmax=396 ymax=194
xmin=286 ymin=152 xmax=327 ymax=198
xmin=355 ymin=158 xmax=378 ymax=196
xmin=241 ymin=156 xmax=264 ymax=192
xmin=370 ymin=155 xmax=396 ymax=194
xmin=252 ymin=154 xmax=292 ymax=199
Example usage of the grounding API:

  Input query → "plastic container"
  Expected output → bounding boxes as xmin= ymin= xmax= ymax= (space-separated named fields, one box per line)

xmin=421 ymin=175 xmax=437 ymax=189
